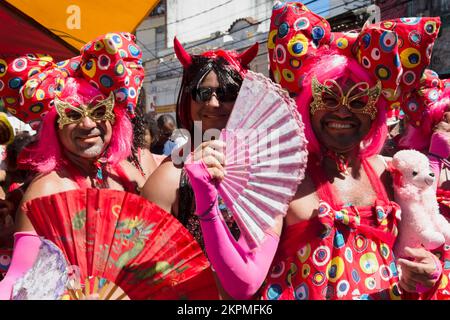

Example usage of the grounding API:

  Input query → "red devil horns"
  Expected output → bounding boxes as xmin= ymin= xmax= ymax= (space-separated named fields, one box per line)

xmin=174 ymin=36 xmax=259 ymax=69
xmin=238 ymin=42 xmax=259 ymax=67
xmin=174 ymin=37 xmax=192 ymax=68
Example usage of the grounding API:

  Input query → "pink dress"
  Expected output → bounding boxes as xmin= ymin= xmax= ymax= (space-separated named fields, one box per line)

xmin=259 ymin=159 xmax=402 ymax=300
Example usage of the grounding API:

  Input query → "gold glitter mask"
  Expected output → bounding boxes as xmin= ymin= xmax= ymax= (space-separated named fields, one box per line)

xmin=55 ymin=92 xmax=115 ymax=129
xmin=310 ymin=76 xmax=382 ymax=120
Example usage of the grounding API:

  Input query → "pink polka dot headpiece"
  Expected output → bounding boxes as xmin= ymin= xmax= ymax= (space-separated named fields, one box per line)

xmin=0 ymin=32 xmax=144 ymax=128
xmin=269 ymin=1 xmax=441 ymax=119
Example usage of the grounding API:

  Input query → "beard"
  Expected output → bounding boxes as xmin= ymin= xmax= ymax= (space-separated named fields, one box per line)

xmin=79 ymin=143 xmax=104 ymax=158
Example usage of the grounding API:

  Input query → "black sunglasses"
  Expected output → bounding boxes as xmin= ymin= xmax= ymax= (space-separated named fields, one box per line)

xmin=191 ymin=86 xmax=239 ymax=103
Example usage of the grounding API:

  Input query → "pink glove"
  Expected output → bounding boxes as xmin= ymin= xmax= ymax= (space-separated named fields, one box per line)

xmin=184 ymin=160 xmax=220 ymax=220
xmin=0 ymin=232 xmax=41 ymax=300
xmin=185 ymin=160 xmax=280 ymax=300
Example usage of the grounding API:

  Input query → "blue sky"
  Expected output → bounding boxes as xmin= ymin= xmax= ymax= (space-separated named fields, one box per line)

xmin=297 ymin=0 xmax=330 ymax=16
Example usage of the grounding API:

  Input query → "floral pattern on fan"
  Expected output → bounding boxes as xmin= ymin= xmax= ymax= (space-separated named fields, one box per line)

xmin=218 ymin=71 xmax=308 ymax=249
xmin=53 ymin=206 xmax=157 ymax=274
xmin=12 ymin=239 xmax=68 ymax=300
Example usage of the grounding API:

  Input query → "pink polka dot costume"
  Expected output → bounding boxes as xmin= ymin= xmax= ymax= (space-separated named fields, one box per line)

xmin=402 ymin=69 xmax=450 ymax=128
xmin=260 ymin=159 xmax=402 ymax=300
xmin=0 ymin=32 xmax=144 ymax=128
xmin=261 ymin=1 xmax=445 ymax=300
xmin=268 ymin=1 xmax=440 ymax=124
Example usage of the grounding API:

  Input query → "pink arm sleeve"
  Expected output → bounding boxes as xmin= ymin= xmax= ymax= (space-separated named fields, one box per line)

xmin=0 ymin=232 xmax=41 ymax=300
xmin=185 ymin=161 xmax=280 ymax=300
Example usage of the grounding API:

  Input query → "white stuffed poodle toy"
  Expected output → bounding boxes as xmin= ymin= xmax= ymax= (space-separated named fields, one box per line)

xmin=391 ymin=149 xmax=450 ymax=258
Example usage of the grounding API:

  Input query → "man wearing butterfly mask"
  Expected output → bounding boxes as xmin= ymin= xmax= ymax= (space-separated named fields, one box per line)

xmin=0 ymin=33 xmax=149 ymax=299
xmin=141 ymin=38 xmax=258 ymax=298
xmin=180 ymin=2 xmax=449 ymax=300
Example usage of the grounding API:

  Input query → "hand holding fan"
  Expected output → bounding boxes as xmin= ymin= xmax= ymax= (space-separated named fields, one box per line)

xmin=217 ymin=71 xmax=308 ymax=249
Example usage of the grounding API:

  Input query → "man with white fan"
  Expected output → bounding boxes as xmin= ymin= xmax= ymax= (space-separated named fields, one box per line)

xmin=181 ymin=2 xmax=447 ymax=300
xmin=142 ymin=39 xmax=259 ymax=246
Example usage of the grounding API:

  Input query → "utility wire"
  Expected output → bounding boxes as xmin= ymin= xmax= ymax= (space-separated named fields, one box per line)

xmin=141 ymin=0 xmax=376 ymax=75
xmin=137 ymin=0 xmax=279 ymax=55
xmin=138 ymin=0 xmax=235 ymax=31
xmin=144 ymin=0 xmax=425 ymax=80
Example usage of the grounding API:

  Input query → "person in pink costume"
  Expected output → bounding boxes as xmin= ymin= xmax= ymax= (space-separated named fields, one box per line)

xmin=0 ymin=32 xmax=146 ymax=299
xmin=396 ymin=69 xmax=450 ymax=209
xmin=396 ymin=69 xmax=450 ymax=299
xmin=183 ymin=2 xmax=445 ymax=300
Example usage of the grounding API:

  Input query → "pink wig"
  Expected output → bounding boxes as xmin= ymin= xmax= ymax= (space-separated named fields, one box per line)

xmin=296 ymin=52 xmax=388 ymax=159
xmin=19 ymin=78 xmax=132 ymax=173
xmin=397 ymin=91 xmax=450 ymax=151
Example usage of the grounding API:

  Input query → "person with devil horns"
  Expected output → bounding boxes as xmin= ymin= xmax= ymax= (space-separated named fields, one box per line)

xmin=181 ymin=1 xmax=449 ymax=300
xmin=141 ymin=38 xmax=259 ymax=298
xmin=0 ymin=33 xmax=151 ymax=299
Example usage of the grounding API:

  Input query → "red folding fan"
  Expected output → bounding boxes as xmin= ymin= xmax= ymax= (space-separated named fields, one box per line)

xmin=25 ymin=188 xmax=218 ymax=300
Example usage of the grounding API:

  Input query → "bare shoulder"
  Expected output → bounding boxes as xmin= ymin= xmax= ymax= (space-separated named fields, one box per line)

xmin=368 ymin=155 xmax=394 ymax=198
xmin=285 ymin=173 xmax=320 ymax=225
xmin=368 ymin=155 xmax=392 ymax=176
xmin=118 ymin=160 xmax=146 ymax=188
xmin=22 ymin=171 xmax=76 ymax=203
xmin=17 ymin=171 xmax=77 ymax=232
xmin=140 ymin=160 xmax=182 ymax=214
xmin=139 ymin=148 xmax=158 ymax=177
xmin=118 ymin=160 xmax=141 ymax=175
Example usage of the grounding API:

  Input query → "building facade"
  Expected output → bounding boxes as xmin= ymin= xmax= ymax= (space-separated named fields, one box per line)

xmin=137 ymin=0 xmax=445 ymax=120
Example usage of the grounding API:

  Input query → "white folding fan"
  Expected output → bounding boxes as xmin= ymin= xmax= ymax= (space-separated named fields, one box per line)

xmin=217 ymin=71 xmax=308 ymax=249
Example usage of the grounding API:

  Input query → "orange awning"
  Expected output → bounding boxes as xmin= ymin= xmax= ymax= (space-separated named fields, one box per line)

xmin=5 ymin=0 xmax=159 ymax=50
xmin=0 ymin=1 xmax=76 ymax=60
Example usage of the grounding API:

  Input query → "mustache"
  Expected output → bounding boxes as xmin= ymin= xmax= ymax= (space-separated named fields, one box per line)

xmin=73 ymin=127 xmax=104 ymax=137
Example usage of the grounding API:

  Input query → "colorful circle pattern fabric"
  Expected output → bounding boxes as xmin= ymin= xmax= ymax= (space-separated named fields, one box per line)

xmin=80 ymin=33 xmax=144 ymax=116
xmin=268 ymin=1 xmax=441 ymax=117
xmin=260 ymin=200 xmax=402 ymax=300
xmin=401 ymin=68 xmax=450 ymax=127
xmin=0 ymin=32 xmax=144 ymax=126
xmin=0 ymin=54 xmax=54 ymax=126
xmin=268 ymin=1 xmax=331 ymax=94
xmin=0 ymin=248 xmax=13 ymax=281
